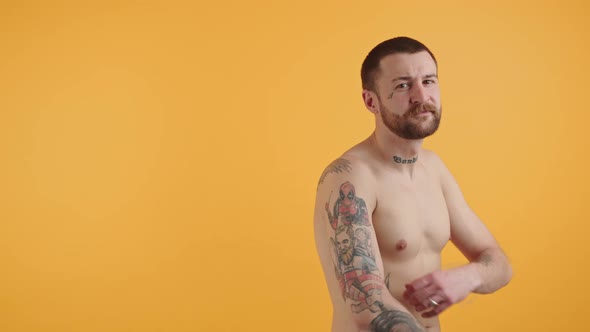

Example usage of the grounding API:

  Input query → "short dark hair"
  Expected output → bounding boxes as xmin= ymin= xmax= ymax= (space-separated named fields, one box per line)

xmin=361 ymin=37 xmax=437 ymax=92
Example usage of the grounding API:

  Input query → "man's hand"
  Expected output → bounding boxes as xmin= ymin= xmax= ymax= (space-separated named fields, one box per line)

xmin=402 ymin=266 xmax=480 ymax=318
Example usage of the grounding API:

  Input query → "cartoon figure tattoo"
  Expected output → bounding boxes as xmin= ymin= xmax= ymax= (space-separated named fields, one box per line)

xmin=326 ymin=182 xmax=385 ymax=314
xmin=325 ymin=181 xmax=370 ymax=230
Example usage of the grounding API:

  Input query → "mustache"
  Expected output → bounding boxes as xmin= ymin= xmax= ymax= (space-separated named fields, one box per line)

xmin=410 ymin=103 xmax=438 ymax=115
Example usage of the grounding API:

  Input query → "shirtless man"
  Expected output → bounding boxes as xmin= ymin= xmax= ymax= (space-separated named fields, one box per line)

xmin=314 ymin=37 xmax=512 ymax=332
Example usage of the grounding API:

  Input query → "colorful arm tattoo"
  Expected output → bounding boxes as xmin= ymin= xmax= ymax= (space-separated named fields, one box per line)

xmin=325 ymin=181 xmax=382 ymax=313
xmin=326 ymin=181 xmax=424 ymax=332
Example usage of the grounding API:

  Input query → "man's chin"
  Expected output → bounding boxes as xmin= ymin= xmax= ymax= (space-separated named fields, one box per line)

xmin=408 ymin=128 xmax=439 ymax=140
xmin=402 ymin=126 xmax=437 ymax=140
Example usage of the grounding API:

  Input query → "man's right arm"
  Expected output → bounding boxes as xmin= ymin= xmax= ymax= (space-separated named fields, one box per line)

xmin=315 ymin=158 xmax=425 ymax=332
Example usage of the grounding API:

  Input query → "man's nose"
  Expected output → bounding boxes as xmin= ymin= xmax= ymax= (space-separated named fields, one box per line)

xmin=410 ymin=84 xmax=428 ymax=104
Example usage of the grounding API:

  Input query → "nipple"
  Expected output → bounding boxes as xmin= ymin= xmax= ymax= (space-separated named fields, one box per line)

xmin=396 ymin=239 xmax=407 ymax=250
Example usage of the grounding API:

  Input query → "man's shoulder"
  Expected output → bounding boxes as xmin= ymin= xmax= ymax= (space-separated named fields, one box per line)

xmin=315 ymin=154 xmax=377 ymax=213
xmin=317 ymin=155 xmax=365 ymax=183
xmin=420 ymin=149 xmax=455 ymax=187
xmin=317 ymin=153 xmax=375 ymax=189
xmin=421 ymin=149 xmax=448 ymax=171
xmin=421 ymin=148 xmax=442 ymax=162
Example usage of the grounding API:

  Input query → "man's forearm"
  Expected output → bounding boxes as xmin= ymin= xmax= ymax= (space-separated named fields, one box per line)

xmin=467 ymin=247 xmax=512 ymax=294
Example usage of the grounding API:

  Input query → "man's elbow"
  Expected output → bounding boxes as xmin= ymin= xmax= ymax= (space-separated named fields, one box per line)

xmin=492 ymin=246 xmax=513 ymax=288
xmin=474 ymin=247 xmax=512 ymax=293
xmin=500 ymin=257 xmax=513 ymax=288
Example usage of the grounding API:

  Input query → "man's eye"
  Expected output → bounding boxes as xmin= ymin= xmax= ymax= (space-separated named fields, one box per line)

xmin=424 ymin=80 xmax=436 ymax=85
xmin=397 ymin=83 xmax=409 ymax=89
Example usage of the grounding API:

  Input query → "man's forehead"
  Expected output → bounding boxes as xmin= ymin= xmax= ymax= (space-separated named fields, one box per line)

xmin=378 ymin=51 xmax=437 ymax=79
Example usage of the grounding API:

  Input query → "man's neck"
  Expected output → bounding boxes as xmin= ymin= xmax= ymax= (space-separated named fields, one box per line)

xmin=370 ymin=129 xmax=424 ymax=175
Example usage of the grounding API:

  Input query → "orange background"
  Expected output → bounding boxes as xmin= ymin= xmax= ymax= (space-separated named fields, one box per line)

xmin=1 ymin=1 xmax=588 ymax=331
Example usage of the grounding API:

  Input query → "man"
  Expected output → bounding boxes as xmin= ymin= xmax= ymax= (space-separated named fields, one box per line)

xmin=313 ymin=37 xmax=512 ymax=332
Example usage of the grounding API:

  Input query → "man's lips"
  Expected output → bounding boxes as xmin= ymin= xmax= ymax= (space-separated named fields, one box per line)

xmin=416 ymin=110 xmax=433 ymax=116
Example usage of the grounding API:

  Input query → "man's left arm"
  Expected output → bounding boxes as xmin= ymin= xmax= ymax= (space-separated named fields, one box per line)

xmin=403 ymin=153 xmax=512 ymax=318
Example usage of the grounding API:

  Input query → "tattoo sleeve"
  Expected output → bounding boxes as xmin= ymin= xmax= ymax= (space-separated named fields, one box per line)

xmin=325 ymin=181 xmax=385 ymax=314
xmin=370 ymin=310 xmax=425 ymax=332
xmin=326 ymin=180 xmax=424 ymax=331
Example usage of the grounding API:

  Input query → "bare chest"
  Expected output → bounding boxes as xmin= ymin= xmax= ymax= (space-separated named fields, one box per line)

xmin=372 ymin=175 xmax=450 ymax=262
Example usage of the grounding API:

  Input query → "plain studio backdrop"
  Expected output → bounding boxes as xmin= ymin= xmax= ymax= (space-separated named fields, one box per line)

xmin=1 ymin=1 xmax=588 ymax=331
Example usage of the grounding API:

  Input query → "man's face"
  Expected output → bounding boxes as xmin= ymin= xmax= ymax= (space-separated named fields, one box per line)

xmin=336 ymin=231 xmax=352 ymax=253
xmin=336 ymin=229 xmax=354 ymax=265
xmin=374 ymin=51 xmax=442 ymax=140
xmin=339 ymin=182 xmax=355 ymax=207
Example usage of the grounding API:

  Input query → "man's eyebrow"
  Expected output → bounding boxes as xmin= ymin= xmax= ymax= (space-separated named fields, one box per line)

xmin=391 ymin=74 xmax=438 ymax=83
xmin=391 ymin=76 xmax=412 ymax=83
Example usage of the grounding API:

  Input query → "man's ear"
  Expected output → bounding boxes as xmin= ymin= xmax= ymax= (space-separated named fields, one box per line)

xmin=362 ymin=89 xmax=380 ymax=115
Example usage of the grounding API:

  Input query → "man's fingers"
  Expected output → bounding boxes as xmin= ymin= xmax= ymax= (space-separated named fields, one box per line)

xmin=421 ymin=302 xmax=448 ymax=318
xmin=407 ymin=284 xmax=439 ymax=306
xmin=416 ymin=297 xmax=446 ymax=313
xmin=415 ymin=295 xmax=442 ymax=312
xmin=421 ymin=293 xmax=446 ymax=311
xmin=402 ymin=290 xmax=410 ymax=300
xmin=405 ymin=273 xmax=434 ymax=291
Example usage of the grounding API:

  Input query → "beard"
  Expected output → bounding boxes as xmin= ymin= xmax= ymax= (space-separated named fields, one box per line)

xmin=339 ymin=245 xmax=354 ymax=265
xmin=380 ymin=102 xmax=442 ymax=140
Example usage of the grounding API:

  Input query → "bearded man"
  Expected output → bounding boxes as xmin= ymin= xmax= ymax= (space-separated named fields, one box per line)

xmin=314 ymin=37 xmax=512 ymax=332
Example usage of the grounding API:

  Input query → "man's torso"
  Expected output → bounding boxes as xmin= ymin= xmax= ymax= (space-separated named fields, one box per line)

xmin=314 ymin=144 xmax=451 ymax=331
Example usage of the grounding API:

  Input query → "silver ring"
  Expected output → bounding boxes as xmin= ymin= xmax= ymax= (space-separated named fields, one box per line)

xmin=428 ymin=297 xmax=439 ymax=306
